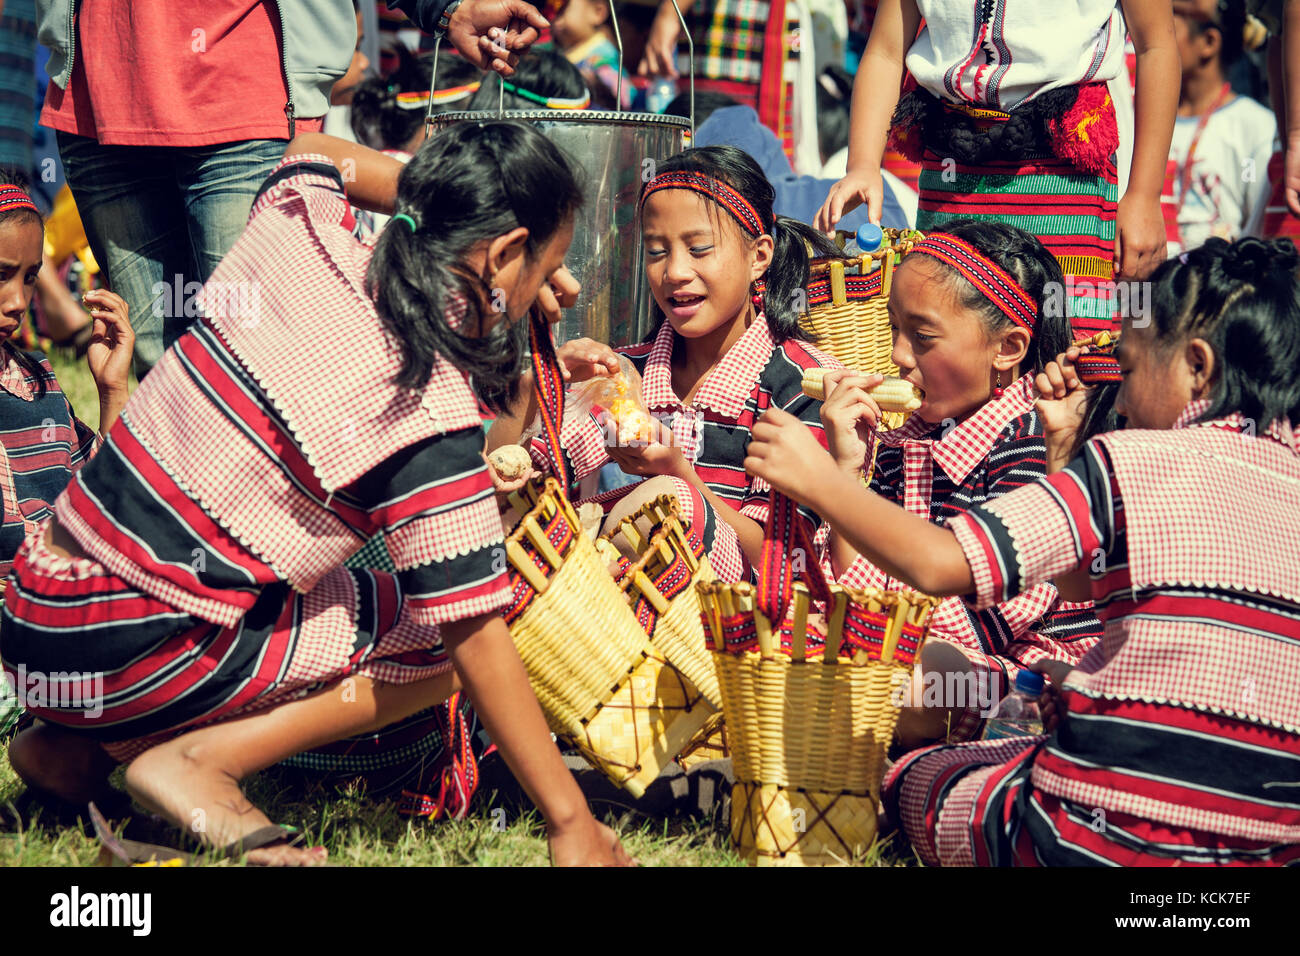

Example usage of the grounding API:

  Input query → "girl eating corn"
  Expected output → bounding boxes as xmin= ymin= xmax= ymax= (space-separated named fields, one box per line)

xmin=487 ymin=145 xmax=844 ymax=581
xmin=813 ymin=219 xmax=1103 ymax=746
xmin=2 ymin=125 xmax=631 ymax=867
xmin=745 ymin=235 xmax=1300 ymax=865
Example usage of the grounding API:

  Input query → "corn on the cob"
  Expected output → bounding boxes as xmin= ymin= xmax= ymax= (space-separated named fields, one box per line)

xmin=800 ymin=367 xmax=924 ymax=412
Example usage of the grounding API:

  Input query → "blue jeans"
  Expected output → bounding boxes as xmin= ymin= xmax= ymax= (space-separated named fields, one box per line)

xmin=56 ymin=133 xmax=287 ymax=376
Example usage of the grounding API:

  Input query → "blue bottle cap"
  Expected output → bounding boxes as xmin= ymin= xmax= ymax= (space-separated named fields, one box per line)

xmin=855 ymin=222 xmax=884 ymax=251
xmin=1014 ymin=670 xmax=1045 ymax=695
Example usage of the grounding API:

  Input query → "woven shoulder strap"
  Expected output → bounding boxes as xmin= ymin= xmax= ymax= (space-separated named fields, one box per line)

xmin=757 ymin=491 xmax=833 ymax=626
xmin=528 ymin=308 xmax=566 ymax=474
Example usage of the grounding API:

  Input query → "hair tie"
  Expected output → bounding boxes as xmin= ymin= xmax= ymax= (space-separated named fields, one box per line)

xmin=908 ymin=233 xmax=1038 ymax=334
xmin=396 ymin=81 xmax=482 ymax=109
xmin=0 ymin=185 xmax=39 ymax=216
xmin=499 ymin=79 xmax=590 ymax=110
xmin=391 ymin=213 xmax=418 ymax=233
xmin=639 ymin=171 xmax=766 ymax=238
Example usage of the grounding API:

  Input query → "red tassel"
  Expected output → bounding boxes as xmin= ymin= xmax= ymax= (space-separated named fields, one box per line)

xmin=1048 ymin=83 xmax=1119 ymax=177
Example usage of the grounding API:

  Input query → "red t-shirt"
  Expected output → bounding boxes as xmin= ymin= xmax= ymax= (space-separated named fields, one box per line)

xmin=42 ymin=0 xmax=324 ymax=147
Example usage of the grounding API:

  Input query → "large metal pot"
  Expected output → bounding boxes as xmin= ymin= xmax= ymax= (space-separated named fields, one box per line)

xmin=434 ymin=110 xmax=690 ymax=347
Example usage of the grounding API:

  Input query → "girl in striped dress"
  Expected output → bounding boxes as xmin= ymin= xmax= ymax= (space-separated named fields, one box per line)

xmin=486 ymin=146 xmax=845 ymax=583
xmin=1 ymin=125 xmax=632 ymax=866
xmin=746 ymin=235 xmax=1300 ymax=865
xmin=0 ymin=176 xmax=133 ymax=737
xmin=816 ymin=0 xmax=1180 ymax=339
xmin=815 ymin=220 xmax=1101 ymax=746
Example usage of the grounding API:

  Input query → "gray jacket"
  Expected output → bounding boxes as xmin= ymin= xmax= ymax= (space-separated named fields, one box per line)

xmin=37 ymin=0 xmax=356 ymax=138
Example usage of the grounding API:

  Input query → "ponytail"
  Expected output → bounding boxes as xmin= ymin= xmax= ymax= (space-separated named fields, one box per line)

xmin=763 ymin=216 xmax=840 ymax=340
xmin=366 ymin=121 xmax=583 ymax=412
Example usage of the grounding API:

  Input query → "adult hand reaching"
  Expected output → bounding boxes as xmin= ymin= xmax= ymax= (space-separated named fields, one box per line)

xmin=397 ymin=0 xmax=549 ymax=75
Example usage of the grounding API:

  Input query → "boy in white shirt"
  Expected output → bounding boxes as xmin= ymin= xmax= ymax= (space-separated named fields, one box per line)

xmin=1169 ymin=2 xmax=1278 ymax=254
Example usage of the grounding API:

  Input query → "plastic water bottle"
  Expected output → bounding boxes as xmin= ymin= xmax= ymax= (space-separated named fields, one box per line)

xmin=856 ymin=222 xmax=884 ymax=251
xmin=983 ymin=671 xmax=1045 ymax=740
xmin=646 ymin=76 xmax=678 ymax=114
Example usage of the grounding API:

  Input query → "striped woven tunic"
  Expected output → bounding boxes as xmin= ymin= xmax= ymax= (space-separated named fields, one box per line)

xmin=0 ymin=155 xmax=511 ymax=760
xmin=885 ymin=403 xmax=1300 ymax=866
xmin=825 ymin=374 xmax=1101 ymax=740
xmin=528 ymin=315 xmax=842 ymax=582
xmin=0 ymin=349 xmax=100 ymax=578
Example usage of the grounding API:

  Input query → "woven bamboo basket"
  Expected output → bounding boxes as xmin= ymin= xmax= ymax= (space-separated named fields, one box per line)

xmin=700 ymin=576 xmax=940 ymax=866
xmin=603 ymin=494 xmax=722 ymax=709
xmin=801 ymin=228 xmax=925 ymax=386
xmin=503 ymin=478 xmax=715 ymax=797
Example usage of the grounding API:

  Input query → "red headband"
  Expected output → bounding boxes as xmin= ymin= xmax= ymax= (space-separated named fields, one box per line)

xmin=639 ymin=171 xmax=766 ymax=238
xmin=0 ymin=185 xmax=38 ymax=216
xmin=908 ymin=234 xmax=1038 ymax=334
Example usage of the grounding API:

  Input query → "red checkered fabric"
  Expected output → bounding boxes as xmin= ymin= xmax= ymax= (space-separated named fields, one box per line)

xmin=926 ymin=403 xmax=1300 ymax=859
xmin=822 ymin=373 xmax=1100 ymax=738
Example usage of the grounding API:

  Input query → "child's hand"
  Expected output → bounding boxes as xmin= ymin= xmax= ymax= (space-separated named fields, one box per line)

xmin=1034 ymin=346 xmax=1090 ymax=472
xmin=483 ymin=451 xmax=534 ymax=498
xmin=605 ymin=415 xmax=688 ymax=479
xmin=745 ymin=407 xmax=838 ymax=503
xmin=1031 ymin=658 xmax=1078 ymax=734
xmin=535 ymin=265 xmax=580 ymax=328
xmin=819 ymin=370 xmax=884 ymax=475
xmin=815 ymin=167 xmax=882 ymax=234
xmin=83 ymin=289 xmax=133 ymax=399
xmin=549 ymin=819 xmax=637 ymax=867
xmin=1114 ymin=192 xmax=1165 ymax=280
xmin=555 ymin=337 xmax=619 ymax=383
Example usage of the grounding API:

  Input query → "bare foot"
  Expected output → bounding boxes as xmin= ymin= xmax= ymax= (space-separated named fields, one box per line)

xmin=8 ymin=723 xmax=116 ymax=805
xmin=124 ymin=743 xmax=326 ymax=866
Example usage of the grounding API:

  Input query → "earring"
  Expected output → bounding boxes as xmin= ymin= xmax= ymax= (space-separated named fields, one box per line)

xmin=750 ymin=284 xmax=763 ymax=309
xmin=992 ymin=368 xmax=1006 ymax=399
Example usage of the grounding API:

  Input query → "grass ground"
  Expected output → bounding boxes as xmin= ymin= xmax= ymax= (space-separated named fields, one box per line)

xmin=8 ymin=348 xmax=920 ymax=868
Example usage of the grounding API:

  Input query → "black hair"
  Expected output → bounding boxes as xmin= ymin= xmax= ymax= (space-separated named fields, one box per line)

xmin=468 ymin=49 xmax=587 ymax=111
xmin=0 ymin=168 xmax=50 ymax=398
xmin=662 ymin=90 xmax=738 ymax=126
xmin=366 ymin=122 xmax=583 ymax=412
xmin=1191 ymin=0 xmax=1247 ymax=70
xmin=638 ymin=145 xmax=840 ymax=343
xmin=815 ymin=66 xmax=854 ymax=165
xmin=1145 ymin=236 xmax=1300 ymax=431
xmin=907 ymin=217 xmax=1073 ymax=375
xmin=1072 ymin=383 xmax=1123 ymax=456
xmin=350 ymin=45 xmax=482 ymax=151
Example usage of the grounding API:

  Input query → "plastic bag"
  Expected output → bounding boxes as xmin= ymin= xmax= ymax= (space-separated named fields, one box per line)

xmin=568 ymin=355 xmax=658 ymax=446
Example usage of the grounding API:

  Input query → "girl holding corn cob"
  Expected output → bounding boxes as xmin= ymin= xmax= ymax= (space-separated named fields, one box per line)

xmin=487 ymin=146 xmax=846 ymax=581
xmin=810 ymin=219 xmax=1104 ymax=746
xmin=745 ymin=235 xmax=1300 ymax=866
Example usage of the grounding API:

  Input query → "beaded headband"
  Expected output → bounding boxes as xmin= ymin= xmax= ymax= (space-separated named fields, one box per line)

xmin=908 ymin=233 xmax=1038 ymax=334
xmin=0 ymin=185 xmax=39 ymax=216
xmin=396 ymin=82 xmax=482 ymax=109
xmin=638 ymin=171 xmax=766 ymax=238
xmin=499 ymin=79 xmax=590 ymax=110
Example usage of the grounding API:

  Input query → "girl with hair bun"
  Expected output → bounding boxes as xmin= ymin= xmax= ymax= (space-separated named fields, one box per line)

xmin=747 ymin=235 xmax=1300 ymax=866
xmin=1 ymin=126 xmax=632 ymax=867
xmin=487 ymin=145 xmax=845 ymax=581
xmin=814 ymin=218 xmax=1102 ymax=747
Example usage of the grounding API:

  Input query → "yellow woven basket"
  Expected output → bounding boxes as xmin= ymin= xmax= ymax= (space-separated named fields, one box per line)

xmin=603 ymin=494 xmax=722 ymax=709
xmin=801 ymin=228 xmax=925 ymax=383
xmin=699 ymin=579 xmax=940 ymax=866
xmin=503 ymin=478 xmax=715 ymax=798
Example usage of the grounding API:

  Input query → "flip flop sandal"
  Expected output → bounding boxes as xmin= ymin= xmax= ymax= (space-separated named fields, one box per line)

xmin=89 ymin=802 xmax=315 ymax=867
